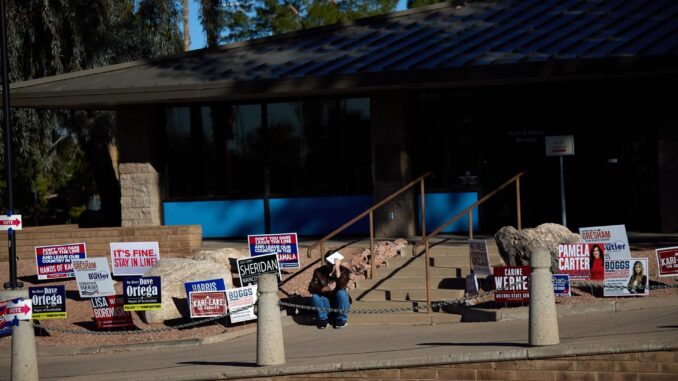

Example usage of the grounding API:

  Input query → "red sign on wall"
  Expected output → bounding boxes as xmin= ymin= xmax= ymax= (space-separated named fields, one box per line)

xmin=493 ymin=266 xmax=531 ymax=303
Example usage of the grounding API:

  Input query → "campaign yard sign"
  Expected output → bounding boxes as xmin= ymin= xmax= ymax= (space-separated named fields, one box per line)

xmin=604 ymin=258 xmax=649 ymax=297
xmin=0 ymin=299 xmax=19 ymax=337
xmin=656 ymin=247 xmax=678 ymax=277
xmin=184 ymin=278 xmax=226 ymax=297
xmin=469 ymin=239 xmax=491 ymax=276
xmin=90 ymin=295 xmax=134 ymax=329
xmin=558 ymin=243 xmax=601 ymax=280
xmin=189 ymin=291 xmax=227 ymax=318
xmin=248 ymin=233 xmax=299 ymax=269
xmin=72 ymin=257 xmax=115 ymax=298
xmin=35 ymin=243 xmax=87 ymax=280
xmin=579 ymin=225 xmax=630 ymax=259
xmin=123 ymin=277 xmax=161 ymax=311
xmin=465 ymin=273 xmax=479 ymax=298
xmin=30 ymin=286 xmax=67 ymax=319
xmin=110 ymin=242 xmax=160 ymax=276
xmin=552 ymin=274 xmax=571 ymax=297
xmin=493 ymin=266 xmax=531 ymax=303
xmin=226 ymin=285 xmax=257 ymax=323
xmin=237 ymin=253 xmax=281 ymax=286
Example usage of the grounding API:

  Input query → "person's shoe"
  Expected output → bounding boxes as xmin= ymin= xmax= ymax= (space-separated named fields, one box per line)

xmin=334 ymin=321 xmax=348 ymax=329
xmin=317 ymin=319 xmax=329 ymax=329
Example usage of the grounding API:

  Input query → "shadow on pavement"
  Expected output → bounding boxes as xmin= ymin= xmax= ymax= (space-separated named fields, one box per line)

xmin=418 ymin=342 xmax=530 ymax=348
xmin=177 ymin=361 xmax=257 ymax=367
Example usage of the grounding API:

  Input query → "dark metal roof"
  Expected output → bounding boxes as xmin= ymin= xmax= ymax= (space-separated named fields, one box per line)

xmin=10 ymin=0 xmax=678 ymax=108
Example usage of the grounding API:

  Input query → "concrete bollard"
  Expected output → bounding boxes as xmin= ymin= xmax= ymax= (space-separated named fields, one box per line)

xmin=256 ymin=273 xmax=285 ymax=366
xmin=0 ymin=289 xmax=39 ymax=381
xmin=528 ymin=246 xmax=560 ymax=346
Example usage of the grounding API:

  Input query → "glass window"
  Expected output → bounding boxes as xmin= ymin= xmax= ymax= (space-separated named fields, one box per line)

xmin=267 ymin=98 xmax=371 ymax=195
xmin=165 ymin=104 xmax=264 ymax=198
xmin=165 ymin=97 xmax=370 ymax=198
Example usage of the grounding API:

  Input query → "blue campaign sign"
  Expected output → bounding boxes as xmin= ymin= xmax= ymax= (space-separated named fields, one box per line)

xmin=184 ymin=278 xmax=226 ymax=299
xmin=123 ymin=276 xmax=162 ymax=311
xmin=552 ymin=274 xmax=571 ymax=296
xmin=29 ymin=285 xmax=67 ymax=319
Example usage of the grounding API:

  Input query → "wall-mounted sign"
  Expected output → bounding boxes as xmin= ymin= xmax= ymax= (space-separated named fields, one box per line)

xmin=545 ymin=135 xmax=575 ymax=156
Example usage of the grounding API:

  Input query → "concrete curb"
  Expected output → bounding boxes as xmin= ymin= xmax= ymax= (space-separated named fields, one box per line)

xmin=148 ymin=337 xmax=678 ymax=381
xmin=447 ymin=294 xmax=678 ymax=322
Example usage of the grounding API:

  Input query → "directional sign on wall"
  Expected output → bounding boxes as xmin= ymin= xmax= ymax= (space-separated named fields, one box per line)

xmin=0 ymin=214 xmax=22 ymax=230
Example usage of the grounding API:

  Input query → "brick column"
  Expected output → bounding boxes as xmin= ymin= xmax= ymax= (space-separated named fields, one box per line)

xmin=119 ymin=163 xmax=162 ymax=226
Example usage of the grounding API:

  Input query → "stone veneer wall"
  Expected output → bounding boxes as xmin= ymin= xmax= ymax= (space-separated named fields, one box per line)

xmin=119 ymin=162 xmax=162 ymax=227
xmin=231 ymin=350 xmax=678 ymax=381
xmin=0 ymin=224 xmax=202 ymax=261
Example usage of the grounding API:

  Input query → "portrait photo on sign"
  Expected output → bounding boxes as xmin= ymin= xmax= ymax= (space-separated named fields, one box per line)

xmin=604 ymin=258 xmax=649 ymax=297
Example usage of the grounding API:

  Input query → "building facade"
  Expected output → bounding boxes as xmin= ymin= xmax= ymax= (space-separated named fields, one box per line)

xmin=10 ymin=0 xmax=678 ymax=237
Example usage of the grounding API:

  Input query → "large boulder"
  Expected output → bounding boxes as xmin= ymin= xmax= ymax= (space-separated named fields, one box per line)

xmin=494 ymin=223 xmax=580 ymax=272
xmin=142 ymin=258 xmax=234 ymax=324
xmin=192 ymin=247 xmax=250 ymax=272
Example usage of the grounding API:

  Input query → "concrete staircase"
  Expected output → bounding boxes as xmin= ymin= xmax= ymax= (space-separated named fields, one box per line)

xmin=348 ymin=237 xmax=504 ymax=325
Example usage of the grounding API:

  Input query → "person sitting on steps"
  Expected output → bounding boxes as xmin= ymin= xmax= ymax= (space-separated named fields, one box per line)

xmin=308 ymin=251 xmax=351 ymax=329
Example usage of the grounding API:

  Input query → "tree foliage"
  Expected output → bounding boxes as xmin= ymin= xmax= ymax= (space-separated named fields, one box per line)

xmin=221 ymin=0 xmax=398 ymax=43
xmin=0 ymin=0 xmax=182 ymax=225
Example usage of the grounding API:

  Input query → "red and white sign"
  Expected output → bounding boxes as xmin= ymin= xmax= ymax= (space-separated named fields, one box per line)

xmin=656 ymin=247 xmax=678 ymax=277
xmin=494 ymin=266 xmax=531 ymax=303
xmin=110 ymin=242 xmax=160 ymax=276
xmin=558 ymin=243 xmax=600 ymax=280
xmin=0 ymin=214 xmax=22 ymax=230
xmin=90 ymin=295 xmax=134 ymax=329
xmin=1 ymin=298 xmax=32 ymax=320
xmin=189 ymin=291 xmax=227 ymax=318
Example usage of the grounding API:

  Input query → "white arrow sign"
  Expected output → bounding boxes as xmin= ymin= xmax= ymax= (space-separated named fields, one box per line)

xmin=0 ymin=214 xmax=22 ymax=230
xmin=2 ymin=298 xmax=32 ymax=320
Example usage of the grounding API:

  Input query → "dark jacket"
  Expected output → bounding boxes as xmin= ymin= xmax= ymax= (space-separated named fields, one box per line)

xmin=308 ymin=265 xmax=350 ymax=295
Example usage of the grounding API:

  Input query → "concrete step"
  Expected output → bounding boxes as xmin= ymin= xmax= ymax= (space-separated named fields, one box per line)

xmin=348 ymin=311 xmax=462 ymax=326
xmin=350 ymin=300 xmax=430 ymax=313
xmin=356 ymin=276 xmax=466 ymax=290
xmin=357 ymin=288 xmax=465 ymax=302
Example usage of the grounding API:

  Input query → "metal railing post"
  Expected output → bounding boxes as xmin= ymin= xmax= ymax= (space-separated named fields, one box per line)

xmin=468 ymin=209 xmax=473 ymax=240
xmin=516 ymin=176 xmax=522 ymax=230
xmin=369 ymin=211 xmax=375 ymax=279
xmin=420 ymin=179 xmax=431 ymax=315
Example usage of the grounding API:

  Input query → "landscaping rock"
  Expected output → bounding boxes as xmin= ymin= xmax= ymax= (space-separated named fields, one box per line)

xmin=142 ymin=258 xmax=234 ymax=324
xmin=495 ymin=223 xmax=580 ymax=272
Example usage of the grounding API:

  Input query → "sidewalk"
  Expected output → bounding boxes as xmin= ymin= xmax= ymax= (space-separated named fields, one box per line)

xmin=1 ymin=302 xmax=677 ymax=380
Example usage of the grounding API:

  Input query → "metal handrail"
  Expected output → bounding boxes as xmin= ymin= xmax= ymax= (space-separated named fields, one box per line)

xmin=306 ymin=171 xmax=433 ymax=280
xmin=414 ymin=171 xmax=525 ymax=309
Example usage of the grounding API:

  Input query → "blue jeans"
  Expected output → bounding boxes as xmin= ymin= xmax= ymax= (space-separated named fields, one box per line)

xmin=310 ymin=289 xmax=350 ymax=324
